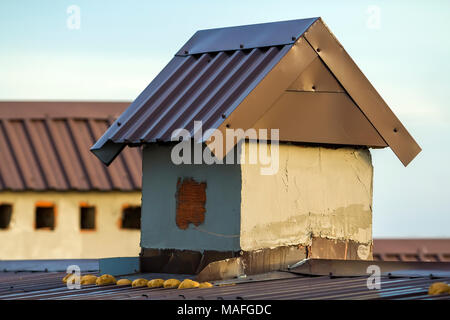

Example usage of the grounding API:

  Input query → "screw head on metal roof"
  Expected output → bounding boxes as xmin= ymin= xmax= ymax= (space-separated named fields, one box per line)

xmin=226 ymin=124 xmax=230 ymax=128
xmin=239 ymin=44 xmax=244 ymax=49
xmin=117 ymin=122 xmax=121 ymax=126
xmin=393 ymin=128 xmax=398 ymax=133
xmin=291 ymin=36 xmax=296 ymax=41
xmin=316 ymin=48 xmax=321 ymax=52
xmin=221 ymin=114 xmax=226 ymax=119
xmin=184 ymin=50 xmax=189 ymax=54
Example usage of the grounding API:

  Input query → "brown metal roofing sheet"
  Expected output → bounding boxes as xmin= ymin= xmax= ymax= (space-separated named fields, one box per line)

xmin=287 ymin=258 xmax=450 ymax=278
xmin=91 ymin=18 xmax=420 ymax=167
xmin=0 ymin=102 xmax=142 ymax=191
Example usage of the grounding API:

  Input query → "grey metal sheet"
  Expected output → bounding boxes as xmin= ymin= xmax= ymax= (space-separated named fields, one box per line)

xmin=176 ymin=18 xmax=318 ymax=56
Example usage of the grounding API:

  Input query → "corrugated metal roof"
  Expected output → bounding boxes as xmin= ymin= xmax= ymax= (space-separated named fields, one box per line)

xmin=0 ymin=101 xmax=141 ymax=191
xmin=91 ymin=17 xmax=421 ymax=167
xmin=0 ymin=270 xmax=448 ymax=300
xmin=91 ymin=43 xmax=293 ymax=165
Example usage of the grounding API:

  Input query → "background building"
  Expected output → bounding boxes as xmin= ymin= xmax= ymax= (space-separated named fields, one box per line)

xmin=0 ymin=101 xmax=142 ymax=259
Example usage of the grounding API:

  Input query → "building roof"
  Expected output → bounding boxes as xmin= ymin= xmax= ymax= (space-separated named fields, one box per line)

xmin=0 ymin=101 xmax=142 ymax=191
xmin=0 ymin=259 xmax=449 ymax=300
xmin=373 ymin=239 xmax=450 ymax=262
xmin=91 ymin=17 xmax=421 ymax=167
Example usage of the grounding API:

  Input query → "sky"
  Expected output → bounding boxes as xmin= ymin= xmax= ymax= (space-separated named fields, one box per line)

xmin=0 ymin=0 xmax=449 ymax=238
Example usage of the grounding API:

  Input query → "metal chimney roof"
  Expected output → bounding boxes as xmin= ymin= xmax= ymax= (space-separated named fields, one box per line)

xmin=91 ymin=18 xmax=421 ymax=167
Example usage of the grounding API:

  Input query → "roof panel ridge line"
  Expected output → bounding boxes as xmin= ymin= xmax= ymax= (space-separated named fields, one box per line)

xmin=110 ymin=56 xmax=196 ymax=142
xmin=252 ymin=47 xmax=319 ymax=122
xmin=106 ymin=118 xmax=138 ymax=190
xmin=140 ymin=52 xmax=227 ymax=141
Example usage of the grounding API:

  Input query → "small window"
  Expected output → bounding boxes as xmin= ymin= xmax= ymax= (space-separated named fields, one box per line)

xmin=80 ymin=205 xmax=96 ymax=230
xmin=121 ymin=206 xmax=141 ymax=229
xmin=35 ymin=203 xmax=55 ymax=230
xmin=0 ymin=204 xmax=13 ymax=229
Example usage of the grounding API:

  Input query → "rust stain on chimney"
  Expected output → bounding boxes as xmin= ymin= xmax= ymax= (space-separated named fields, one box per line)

xmin=175 ymin=178 xmax=206 ymax=230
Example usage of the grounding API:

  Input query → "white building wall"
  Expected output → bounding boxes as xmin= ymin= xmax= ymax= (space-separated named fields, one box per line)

xmin=0 ymin=191 xmax=141 ymax=259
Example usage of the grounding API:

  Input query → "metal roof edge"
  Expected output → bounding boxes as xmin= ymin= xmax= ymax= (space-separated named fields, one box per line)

xmin=90 ymin=138 xmax=125 ymax=166
xmin=176 ymin=17 xmax=319 ymax=56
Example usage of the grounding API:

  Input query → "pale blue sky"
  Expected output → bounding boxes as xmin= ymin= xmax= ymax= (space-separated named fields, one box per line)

xmin=1 ymin=0 xmax=449 ymax=238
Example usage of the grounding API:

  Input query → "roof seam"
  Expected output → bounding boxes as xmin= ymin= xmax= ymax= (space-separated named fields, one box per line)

xmin=43 ymin=117 xmax=71 ymax=189
xmin=22 ymin=119 xmax=50 ymax=189
xmin=86 ymin=119 xmax=114 ymax=190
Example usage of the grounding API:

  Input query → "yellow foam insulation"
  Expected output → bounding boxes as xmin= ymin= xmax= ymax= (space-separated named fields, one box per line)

xmin=163 ymin=279 xmax=181 ymax=288
xmin=199 ymin=282 xmax=213 ymax=288
xmin=96 ymin=274 xmax=116 ymax=286
xmin=116 ymin=279 xmax=132 ymax=286
xmin=148 ymin=279 xmax=165 ymax=288
xmin=428 ymin=282 xmax=450 ymax=295
xmin=62 ymin=274 xmax=72 ymax=283
xmin=80 ymin=275 xmax=97 ymax=285
xmin=178 ymin=279 xmax=200 ymax=289
xmin=132 ymin=278 xmax=149 ymax=287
